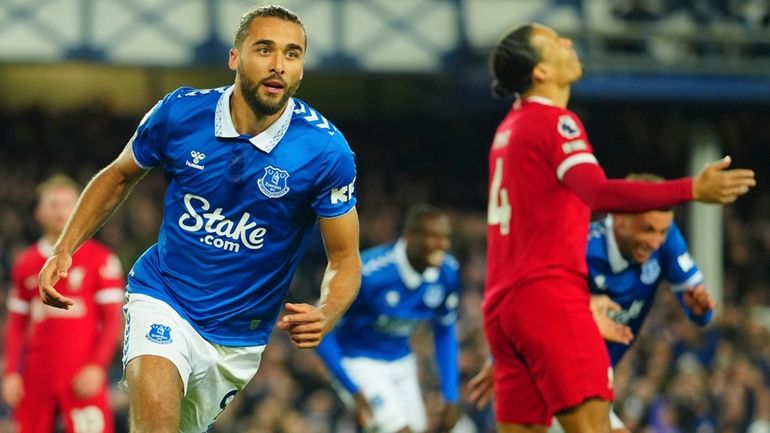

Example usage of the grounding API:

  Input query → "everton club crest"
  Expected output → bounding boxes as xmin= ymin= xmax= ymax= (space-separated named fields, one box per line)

xmin=146 ymin=323 xmax=173 ymax=344
xmin=257 ymin=166 xmax=290 ymax=198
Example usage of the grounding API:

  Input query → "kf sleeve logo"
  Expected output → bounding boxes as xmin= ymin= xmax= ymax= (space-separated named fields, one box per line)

xmin=330 ymin=180 xmax=355 ymax=204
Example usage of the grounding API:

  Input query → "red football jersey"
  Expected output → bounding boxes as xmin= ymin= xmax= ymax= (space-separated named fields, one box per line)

xmin=485 ymin=97 xmax=598 ymax=311
xmin=6 ymin=239 xmax=124 ymax=385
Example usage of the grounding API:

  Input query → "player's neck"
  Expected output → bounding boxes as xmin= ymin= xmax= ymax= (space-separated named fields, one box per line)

xmin=229 ymin=90 xmax=285 ymax=136
xmin=522 ymin=85 xmax=570 ymax=108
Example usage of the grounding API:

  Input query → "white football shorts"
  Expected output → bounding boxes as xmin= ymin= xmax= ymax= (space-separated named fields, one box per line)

xmin=120 ymin=293 xmax=266 ymax=433
xmin=339 ymin=354 xmax=427 ymax=433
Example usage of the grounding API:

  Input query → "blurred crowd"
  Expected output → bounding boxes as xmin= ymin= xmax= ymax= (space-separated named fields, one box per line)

xmin=576 ymin=0 xmax=770 ymax=64
xmin=0 ymin=98 xmax=768 ymax=432
xmin=607 ymin=0 xmax=770 ymax=28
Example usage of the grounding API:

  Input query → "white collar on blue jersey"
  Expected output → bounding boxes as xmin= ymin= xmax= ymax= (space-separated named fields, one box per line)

xmin=393 ymin=238 xmax=440 ymax=290
xmin=214 ymin=85 xmax=295 ymax=154
xmin=604 ymin=214 xmax=630 ymax=273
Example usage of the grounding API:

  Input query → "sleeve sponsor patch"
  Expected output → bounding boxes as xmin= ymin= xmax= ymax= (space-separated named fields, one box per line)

xmin=330 ymin=180 xmax=355 ymax=204
xmin=561 ymin=139 xmax=587 ymax=154
xmin=557 ymin=114 xmax=581 ymax=139
xmin=677 ymin=252 xmax=695 ymax=272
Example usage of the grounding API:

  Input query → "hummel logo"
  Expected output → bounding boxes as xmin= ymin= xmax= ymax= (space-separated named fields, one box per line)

xmin=191 ymin=151 xmax=205 ymax=163
xmin=186 ymin=151 xmax=206 ymax=170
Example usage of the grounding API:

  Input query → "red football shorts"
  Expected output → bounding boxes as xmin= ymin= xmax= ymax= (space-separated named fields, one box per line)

xmin=483 ymin=277 xmax=613 ymax=425
xmin=13 ymin=374 xmax=114 ymax=433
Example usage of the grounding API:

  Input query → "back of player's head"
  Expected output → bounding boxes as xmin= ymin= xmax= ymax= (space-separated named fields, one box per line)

xmin=626 ymin=173 xmax=675 ymax=212
xmin=233 ymin=4 xmax=307 ymax=49
xmin=402 ymin=204 xmax=447 ymax=235
xmin=489 ymin=24 xmax=539 ymax=98
xmin=36 ymin=174 xmax=80 ymax=201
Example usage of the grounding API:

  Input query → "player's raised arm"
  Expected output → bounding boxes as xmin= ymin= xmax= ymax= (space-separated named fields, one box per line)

xmin=38 ymin=140 xmax=148 ymax=309
xmin=562 ymin=156 xmax=755 ymax=213
xmin=277 ymin=208 xmax=362 ymax=348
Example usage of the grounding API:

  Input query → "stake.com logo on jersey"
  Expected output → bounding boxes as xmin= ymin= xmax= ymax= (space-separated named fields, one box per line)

xmin=177 ymin=193 xmax=267 ymax=253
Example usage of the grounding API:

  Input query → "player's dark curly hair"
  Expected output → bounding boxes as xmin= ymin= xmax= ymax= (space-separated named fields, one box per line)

xmin=233 ymin=5 xmax=307 ymax=49
xmin=489 ymin=25 xmax=539 ymax=98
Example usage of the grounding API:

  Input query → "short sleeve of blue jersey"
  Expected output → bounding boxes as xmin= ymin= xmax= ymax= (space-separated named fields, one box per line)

xmin=311 ymin=133 xmax=357 ymax=218
xmin=132 ymin=88 xmax=188 ymax=169
xmin=661 ymin=223 xmax=703 ymax=292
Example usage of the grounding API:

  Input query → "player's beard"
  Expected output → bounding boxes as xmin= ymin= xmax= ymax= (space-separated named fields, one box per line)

xmin=238 ymin=67 xmax=301 ymax=117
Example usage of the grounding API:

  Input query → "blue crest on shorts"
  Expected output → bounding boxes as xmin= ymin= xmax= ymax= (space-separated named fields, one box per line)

xmin=257 ymin=165 xmax=290 ymax=198
xmin=146 ymin=323 xmax=173 ymax=344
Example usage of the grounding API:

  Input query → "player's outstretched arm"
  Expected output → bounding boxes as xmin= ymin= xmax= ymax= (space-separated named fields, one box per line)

xmin=38 ymin=141 xmax=148 ymax=309
xmin=692 ymin=156 xmax=756 ymax=204
xmin=277 ymin=209 xmax=361 ymax=348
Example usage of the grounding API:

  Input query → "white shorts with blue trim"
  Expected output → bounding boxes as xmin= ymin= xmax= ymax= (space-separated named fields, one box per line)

xmin=340 ymin=354 xmax=427 ymax=433
xmin=120 ymin=293 xmax=265 ymax=433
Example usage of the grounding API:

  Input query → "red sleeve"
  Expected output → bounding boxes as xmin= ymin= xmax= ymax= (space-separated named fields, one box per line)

xmin=4 ymin=261 xmax=31 ymax=375
xmin=89 ymin=248 xmax=125 ymax=368
xmin=3 ymin=311 xmax=28 ymax=375
xmin=562 ymin=162 xmax=693 ymax=212
xmin=89 ymin=302 xmax=123 ymax=368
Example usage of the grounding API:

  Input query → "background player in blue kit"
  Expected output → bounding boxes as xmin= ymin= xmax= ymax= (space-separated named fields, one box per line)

xmin=470 ymin=174 xmax=716 ymax=433
xmin=316 ymin=205 xmax=461 ymax=433
xmin=37 ymin=5 xmax=362 ymax=433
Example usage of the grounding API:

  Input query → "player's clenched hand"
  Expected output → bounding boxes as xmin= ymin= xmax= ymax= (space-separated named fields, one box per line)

xmin=590 ymin=295 xmax=633 ymax=345
xmin=683 ymin=284 xmax=716 ymax=317
xmin=1 ymin=373 xmax=24 ymax=408
xmin=276 ymin=302 xmax=328 ymax=348
xmin=693 ymin=156 xmax=756 ymax=204
xmin=432 ymin=402 xmax=461 ymax=433
xmin=38 ymin=253 xmax=75 ymax=309
xmin=71 ymin=364 xmax=106 ymax=399
xmin=468 ymin=359 xmax=495 ymax=409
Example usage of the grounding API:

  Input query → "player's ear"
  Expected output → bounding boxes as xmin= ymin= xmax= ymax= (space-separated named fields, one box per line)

xmin=532 ymin=63 xmax=548 ymax=83
xmin=228 ymin=48 xmax=239 ymax=72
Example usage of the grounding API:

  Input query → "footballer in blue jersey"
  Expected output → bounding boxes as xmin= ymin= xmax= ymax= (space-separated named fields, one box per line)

xmin=587 ymin=214 xmax=714 ymax=365
xmin=316 ymin=205 xmax=462 ymax=433
xmin=37 ymin=6 xmax=362 ymax=433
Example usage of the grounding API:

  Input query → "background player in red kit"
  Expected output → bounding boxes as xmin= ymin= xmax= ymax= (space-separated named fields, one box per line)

xmin=2 ymin=175 xmax=124 ymax=433
xmin=484 ymin=24 xmax=756 ymax=433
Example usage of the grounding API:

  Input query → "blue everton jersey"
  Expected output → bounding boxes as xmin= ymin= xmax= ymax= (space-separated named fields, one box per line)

xmin=587 ymin=216 xmax=705 ymax=365
xmin=333 ymin=240 xmax=461 ymax=361
xmin=127 ymin=86 xmax=357 ymax=346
